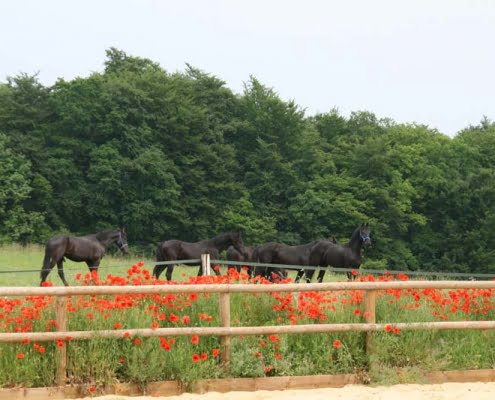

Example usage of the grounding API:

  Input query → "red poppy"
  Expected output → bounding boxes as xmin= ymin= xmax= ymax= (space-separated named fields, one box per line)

xmin=200 ymin=352 xmax=208 ymax=361
xmin=212 ymin=348 xmax=220 ymax=357
xmin=192 ymin=354 xmax=200 ymax=363
xmin=113 ymin=323 xmax=122 ymax=329
xmin=333 ymin=340 xmax=341 ymax=349
xmin=191 ymin=335 xmax=199 ymax=345
xmin=385 ymin=324 xmax=393 ymax=333
xmin=393 ymin=327 xmax=401 ymax=335
xmin=88 ymin=386 xmax=95 ymax=393
xmin=182 ymin=315 xmax=190 ymax=324
xmin=16 ymin=353 xmax=25 ymax=359
xmin=189 ymin=293 xmax=198 ymax=302
xmin=275 ymin=352 xmax=281 ymax=360
xmin=134 ymin=339 xmax=141 ymax=346
xmin=351 ymin=269 xmax=359 ymax=276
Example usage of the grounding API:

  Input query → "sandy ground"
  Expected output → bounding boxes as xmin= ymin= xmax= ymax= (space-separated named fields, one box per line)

xmin=85 ymin=382 xmax=495 ymax=400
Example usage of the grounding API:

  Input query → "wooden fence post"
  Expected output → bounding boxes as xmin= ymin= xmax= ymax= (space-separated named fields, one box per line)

xmin=55 ymin=296 xmax=68 ymax=386
xmin=364 ymin=290 xmax=376 ymax=356
xmin=201 ymin=253 xmax=211 ymax=276
xmin=219 ymin=292 xmax=231 ymax=373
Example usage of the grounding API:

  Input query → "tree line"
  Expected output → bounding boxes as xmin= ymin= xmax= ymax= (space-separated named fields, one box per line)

xmin=1 ymin=48 xmax=494 ymax=274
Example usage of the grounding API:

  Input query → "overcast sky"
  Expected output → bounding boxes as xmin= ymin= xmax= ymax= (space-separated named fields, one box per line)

xmin=1 ymin=0 xmax=494 ymax=136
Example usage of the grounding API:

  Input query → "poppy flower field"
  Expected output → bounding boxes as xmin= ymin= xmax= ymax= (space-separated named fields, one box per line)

xmin=0 ymin=259 xmax=494 ymax=392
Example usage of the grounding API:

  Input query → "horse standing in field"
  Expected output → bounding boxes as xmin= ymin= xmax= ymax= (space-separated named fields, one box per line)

xmin=226 ymin=245 xmax=256 ymax=277
xmin=252 ymin=237 xmax=339 ymax=283
xmin=40 ymin=228 xmax=129 ymax=286
xmin=252 ymin=241 xmax=316 ymax=282
xmin=307 ymin=224 xmax=372 ymax=283
xmin=154 ymin=232 xmax=245 ymax=281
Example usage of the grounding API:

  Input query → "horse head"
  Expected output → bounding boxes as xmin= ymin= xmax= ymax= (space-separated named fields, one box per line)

xmin=229 ymin=232 xmax=247 ymax=257
xmin=117 ymin=228 xmax=129 ymax=255
xmin=359 ymin=223 xmax=372 ymax=247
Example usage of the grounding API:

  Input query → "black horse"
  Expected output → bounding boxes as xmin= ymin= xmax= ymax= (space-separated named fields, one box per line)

xmin=226 ymin=245 xmax=256 ymax=276
xmin=153 ymin=232 xmax=245 ymax=281
xmin=252 ymin=241 xmax=318 ymax=282
xmin=252 ymin=237 xmax=338 ymax=283
xmin=307 ymin=224 xmax=372 ymax=283
xmin=40 ymin=228 xmax=129 ymax=286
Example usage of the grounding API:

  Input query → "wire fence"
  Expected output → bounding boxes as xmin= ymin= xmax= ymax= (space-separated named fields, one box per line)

xmin=1 ymin=257 xmax=494 ymax=280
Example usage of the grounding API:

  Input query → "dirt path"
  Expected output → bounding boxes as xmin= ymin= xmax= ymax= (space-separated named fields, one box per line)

xmin=86 ymin=382 xmax=495 ymax=400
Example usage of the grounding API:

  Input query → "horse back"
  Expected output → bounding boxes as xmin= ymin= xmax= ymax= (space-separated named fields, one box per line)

xmin=65 ymin=236 xmax=105 ymax=261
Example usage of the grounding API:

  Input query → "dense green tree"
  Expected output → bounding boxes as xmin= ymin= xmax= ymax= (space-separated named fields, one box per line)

xmin=0 ymin=49 xmax=494 ymax=274
xmin=0 ymin=134 xmax=48 ymax=243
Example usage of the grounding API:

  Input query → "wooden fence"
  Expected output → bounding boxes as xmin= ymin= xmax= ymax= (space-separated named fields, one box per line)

xmin=1 ymin=264 xmax=495 ymax=386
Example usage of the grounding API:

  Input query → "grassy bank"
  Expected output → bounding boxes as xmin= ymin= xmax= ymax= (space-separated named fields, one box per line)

xmin=0 ymin=246 xmax=494 ymax=394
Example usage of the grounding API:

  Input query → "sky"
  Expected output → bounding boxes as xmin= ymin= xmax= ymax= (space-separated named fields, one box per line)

xmin=1 ymin=0 xmax=494 ymax=137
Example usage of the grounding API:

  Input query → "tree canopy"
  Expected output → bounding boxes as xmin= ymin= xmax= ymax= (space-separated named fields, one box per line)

xmin=1 ymin=49 xmax=494 ymax=273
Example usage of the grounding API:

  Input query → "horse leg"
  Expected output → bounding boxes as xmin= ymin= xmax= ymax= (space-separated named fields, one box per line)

xmin=304 ymin=269 xmax=315 ymax=283
xmin=165 ymin=264 xmax=175 ymax=281
xmin=295 ymin=269 xmax=305 ymax=283
xmin=40 ymin=254 xmax=56 ymax=286
xmin=57 ymin=260 xmax=69 ymax=287
xmin=85 ymin=261 xmax=100 ymax=284
xmin=316 ymin=269 xmax=326 ymax=283
xmin=153 ymin=264 xmax=167 ymax=279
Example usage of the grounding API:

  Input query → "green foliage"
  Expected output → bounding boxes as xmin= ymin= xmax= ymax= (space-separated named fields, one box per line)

xmin=1 ymin=49 xmax=495 ymax=273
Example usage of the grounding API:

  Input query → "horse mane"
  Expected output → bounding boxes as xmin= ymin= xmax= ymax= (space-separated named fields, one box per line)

xmin=94 ymin=229 xmax=120 ymax=241
xmin=348 ymin=226 xmax=362 ymax=244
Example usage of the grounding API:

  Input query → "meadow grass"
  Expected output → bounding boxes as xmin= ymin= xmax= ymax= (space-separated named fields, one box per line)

xmin=0 ymin=245 xmax=494 ymax=390
xmin=0 ymin=244 xmax=341 ymax=286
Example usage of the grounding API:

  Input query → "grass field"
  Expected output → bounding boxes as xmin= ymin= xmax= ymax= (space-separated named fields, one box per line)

xmin=0 ymin=244 xmax=345 ymax=287
xmin=0 ymin=244 xmax=152 ymax=286
xmin=0 ymin=245 xmax=494 ymax=392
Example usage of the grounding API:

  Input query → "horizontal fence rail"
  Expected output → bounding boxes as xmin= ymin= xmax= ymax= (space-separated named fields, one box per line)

xmin=1 ymin=280 xmax=495 ymax=297
xmin=1 ymin=280 xmax=495 ymax=385
xmin=2 ymin=322 xmax=495 ymax=344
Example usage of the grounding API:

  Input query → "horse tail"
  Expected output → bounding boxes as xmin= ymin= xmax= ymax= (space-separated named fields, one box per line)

xmin=251 ymin=247 xmax=266 ymax=279
xmin=40 ymin=248 xmax=55 ymax=284
xmin=153 ymin=243 xmax=167 ymax=279
xmin=156 ymin=243 xmax=163 ymax=262
xmin=42 ymin=252 xmax=52 ymax=274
